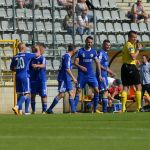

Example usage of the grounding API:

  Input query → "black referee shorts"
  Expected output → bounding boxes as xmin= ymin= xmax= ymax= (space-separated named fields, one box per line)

xmin=121 ymin=63 xmax=141 ymax=86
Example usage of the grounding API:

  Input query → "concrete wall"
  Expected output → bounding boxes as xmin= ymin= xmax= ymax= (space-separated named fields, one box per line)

xmin=0 ymin=83 xmax=63 ymax=114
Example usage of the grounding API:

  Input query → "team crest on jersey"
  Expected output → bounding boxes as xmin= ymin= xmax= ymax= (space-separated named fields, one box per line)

xmin=82 ymin=53 xmax=85 ymax=58
xmin=90 ymin=54 xmax=93 ymax=57
xmin=129 ymin=47 xmax=134 ymax=52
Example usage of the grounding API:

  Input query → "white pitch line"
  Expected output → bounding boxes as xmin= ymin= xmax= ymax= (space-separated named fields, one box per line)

xmin=0 ymin=135 xmax=146 ymax=140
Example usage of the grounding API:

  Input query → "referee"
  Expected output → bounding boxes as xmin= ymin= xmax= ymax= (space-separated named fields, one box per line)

xmin=121 ymin=30 xmax=142 ymax=112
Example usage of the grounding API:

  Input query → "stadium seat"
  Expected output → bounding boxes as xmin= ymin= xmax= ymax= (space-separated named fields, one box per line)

xmin=0 ymin=8 xmax=7 ymax=18
xmin=111 ymin=10 xmax=119 ymax=20
xmin=47 ymin=34 xmax=53 ymax=44
xmin=58 ymin=46 xmax=67 ymax=56
xmin=137 ymin=34 xmax=142 ymax=41
xmin=42 ymin=9 xmax=52 ymax=19
xmin=130 ymin=23 xmax=139 ymax=32
xmin=56 ymin=34 xmax=65 ymax=45
xmin=119 ymin=11 xmax=128 ymax=21
xmin=139 ymin=22 xmax=148 ymax=33
xmin=114 ymin=22 xmax=122 ymax=32
xmin=12 ymin=34 xmax=21 ymax=40
xmin=54 ymin=10 xmax=61 ymax=20
xmin=38 ymin=33 xmax=47 ymax=43
xmin=93 ymin=0 xmax=101 ymax=8
xmin=105 ymin=22 xmax=114 ymax=33
xmin=2 ymin=33 xmax=12 ymax=40
xmin=41 ymin=0 xmax=51 ymax=7
xmin=60 ymin=10 xmax=67 ymax=19
xmin=36 ymin=21 xmax=45 ymax=31
xmin=25 ymin=9 xmax=33 ymax=19
xmin=99 ymin=34 xmax=107 ymax=44
xmin=55 ymin=22 xmax=62 ymax=32
xmin=0 ymin=0 xmax=6 ymax=6
xmin=147 ymin=23 xmax=150 ymax=31
xmin=100 ymin=0 xmax=109 ymax=8
xmin=18 ymin=20 xmax=28 ymax=31
xmin=45 ymin=21 xmax=52 ymax=31
xmin=97 ymin=22 xmax=106 ymax=32
xmin=108 ymin=0 xmax=117 ymax=9
xmin=34 ymin=9 xmax=43 ymax=19
xmin=108 ymin=34 xmax=117 ymax=44
xmin=103 ymin=10 xmax=111 ymax=20
xmin=116 ymin=34 xmax=125 ymax=45
xmin=16 ymin=9 xmax=25 ymax=18
xmin=27 ymin=21 xmax=34 ymax=31
xmin=46 ymin=59 xmax=54 ymax=70
xmin=122 ymin=23 xmax=131 ymax=32
xmin=7 ymin=8 xmax=13 ymax=18
xmin=21 ymin=34 xmax=29 ymax=43
xmin=142 ymin=34 xmax=149 ymax=41
xmin=53 ymin=59 xmax=60 ymax=70
xmin=5 ymin=0 xmax=12 ymax=6
xmin=75 ymin=35 xmax=83 ymax=45
xmin=95 ymin=10 xmax=103 ymax=21
xmin=1 ymin=21 xmax=9 ymax=31
xmin=64 ymin=34 xmax=73 ymax=44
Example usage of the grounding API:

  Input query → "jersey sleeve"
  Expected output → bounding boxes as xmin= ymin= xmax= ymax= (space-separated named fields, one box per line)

xmin=127 ymin=43 xmax=135 ymax=54
xmin=26 ymin=53 xmax=36 ymax=60
xmin=64 ymin=55 xmax=71 ymax=69
xmin=75 ymin=50 xmax=81 ymax=58
xmin=10 ymin=57 xmax=16 ymax=70
xmin=93 ymin=50 xmax=98 ymax=60
xmin=42 ymin=56 xmax=46 ymax=65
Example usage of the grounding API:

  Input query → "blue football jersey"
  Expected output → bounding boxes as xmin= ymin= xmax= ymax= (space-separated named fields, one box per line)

xmin=97 ymin=49 xmax=109 ymax=76
xmin=76 ymin=48 xmax=98 ymax=76
xmin=10 ymin=52 xmax=36 ymax=78
xmin=30 ymin=55 xmax=47 ymax=82
xmin=57 ymin=53 xmax=72 ymax=81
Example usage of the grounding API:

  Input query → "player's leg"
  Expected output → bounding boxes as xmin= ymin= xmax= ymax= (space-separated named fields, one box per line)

xmin=31 ymin=94 xmax=36 ymax=114
xmin=135 ymin=84 xmax=142 ymax=111
xmin=88 ymin=76 xmax=100 ymax=113
xmin=24 ymin=93 xmax=31 ymax=114
xmin=98 ymin=76 xmax=109 ymax=113
xmin=30 ymin=81 xmax=38 ymax=114
xmin=121 ymin=64 xmax=129 ymax=112
xmin=40 ymin=81 xmax=48 ymax=113
xmin=46 ymin=92 xmax=65 ymax=114
xmin=74 ymin=75 xmax=86 ymax=110
xmin=133 ymin=66 xmax=142 ymax=111
xmin=46 ymin=80 xmax=65 ymax=114
xmin=68 ymin=90 xmax=76 ymax=113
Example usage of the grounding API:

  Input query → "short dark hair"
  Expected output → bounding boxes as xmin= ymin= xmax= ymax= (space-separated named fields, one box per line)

xmin=86 ymin=36 xmax=93 ymax=41
xmin=68 ymin=44 xmax=75 ymax=52
xmin=143 ymin=55 xmax=149 ymax=60
xmin=128 ymin=30 xmax=137 ymax=37
xmin=103 ymin=39 xmax=110 ymax=45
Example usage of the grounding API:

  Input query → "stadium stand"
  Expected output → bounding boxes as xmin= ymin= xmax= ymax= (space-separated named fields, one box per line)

xmin=0 ymin=0 xmax=150 ymax=83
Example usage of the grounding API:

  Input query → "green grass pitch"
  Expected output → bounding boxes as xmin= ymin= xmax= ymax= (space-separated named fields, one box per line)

xmin=0 ymin=113 xmax=150 ymax=150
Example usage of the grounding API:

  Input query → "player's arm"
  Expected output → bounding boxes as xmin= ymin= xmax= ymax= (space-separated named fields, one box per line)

xmin=10 ymin=57 xmax=16 ymax=72
xmin=66 ymin=69 xmax=77 ymax=84
xmin=129 ymin=43 xmax=142 ymax=60
xmin=74 ymin=57 xmax=87 ymax=72
xmin=32 ymin=57 xmax=46 ymax=69
xmin=94 ymin=58 xmax=102 ymax=80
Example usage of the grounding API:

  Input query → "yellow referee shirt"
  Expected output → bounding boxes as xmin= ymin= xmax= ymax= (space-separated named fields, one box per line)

xmin=122 ymin=41 xmax=137 ymax=65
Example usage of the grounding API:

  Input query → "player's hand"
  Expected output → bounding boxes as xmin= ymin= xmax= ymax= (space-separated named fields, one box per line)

xmin=73 ymin=78 xmax=77 ymax=84
xmin=32 ymin=64 xmax=37 ymax=68
xmin=136 ymin=42 xmax=142 ymax=50
xmin=99 ymin=75 xmax=103 ymax=81
xmin=107 ymin=68 xmax=114 ymax=76
xmin=81 ymin=66 xmax=87 ymax=72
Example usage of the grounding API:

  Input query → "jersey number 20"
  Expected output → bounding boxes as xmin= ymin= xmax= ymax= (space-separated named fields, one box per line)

xmin=16 ymin=57 xmax=25 ymax=69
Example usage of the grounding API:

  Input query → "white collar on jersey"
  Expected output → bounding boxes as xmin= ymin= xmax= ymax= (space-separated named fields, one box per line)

xmin=84 ymin=47 xmax=91 ymax=51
